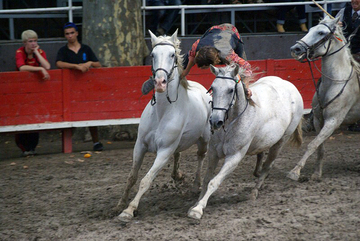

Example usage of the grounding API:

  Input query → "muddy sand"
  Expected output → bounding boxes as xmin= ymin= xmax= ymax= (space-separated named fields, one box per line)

xmin=1 ymin=129 xmax=359 ymax=240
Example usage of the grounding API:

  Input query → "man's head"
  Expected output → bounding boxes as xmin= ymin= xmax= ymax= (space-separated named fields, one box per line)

xmin=21 ymin=30 xmax=38 ymax=51
xmin=195 ymin=46 xmax=221 ymax=69
xmin=352 ymin=0 xmax=360 ymax=12
xmin=63 ymin=22 xmax=79 ymax=43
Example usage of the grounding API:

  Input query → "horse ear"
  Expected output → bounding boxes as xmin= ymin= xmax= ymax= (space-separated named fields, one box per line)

xmin=149 ymin=30 xmax=157 ymax=45
xmin=334 ymin=16 xmax=340 ymax=24
xmin=170 ymin=29 xmax=178 ymax=43
xmin=232 ymin=63 xmax=240 ymax=77
xmin=210 ymin=64 xmax=219 ymax=76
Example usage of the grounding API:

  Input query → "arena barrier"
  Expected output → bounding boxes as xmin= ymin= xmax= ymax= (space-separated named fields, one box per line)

xmin=0 ymin=58 xmax=320 ymax=153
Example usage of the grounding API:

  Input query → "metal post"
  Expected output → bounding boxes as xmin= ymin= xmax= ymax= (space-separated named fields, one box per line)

xmin=181 ymin=7 xmax=185 ymax=36
xmin=68 ymin=0 xmax=73 ymax=22
xmin=231 ymin=9 xmax=235 ymax=26
xmin=9 ymin=18 xmax=14 ymax=40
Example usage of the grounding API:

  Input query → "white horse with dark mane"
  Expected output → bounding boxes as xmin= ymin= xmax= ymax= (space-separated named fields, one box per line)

xmin=188 ymin=63 xmax=304 ymax=219
xmin=289 ymin=16 xmax=360 ymax=181
xmin=117 ymin=30 xmax=211 ymax=222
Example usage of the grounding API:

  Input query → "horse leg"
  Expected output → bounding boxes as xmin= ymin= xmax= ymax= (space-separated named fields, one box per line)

xmin=251 ymin=139 xmax=285 ymax=200
xmin=171 ymin=152 xmax=184 ymax=181
xmin=253 ymin=152 xmax=264 ymax=177
xmin=287 ymin=119 xmax=339 ymax=181
xmin=311 ymin=142 xmax=325 ymax=181
xmin=116 ymin=141 xmax=146 ymax=212
xmin=118 ymin=150 xmax=172 ymax=222
xmin=191 ymin=137 xmax=208 ymax=192
xmin=188 ymin=151 xmax=244 ymax=220
xmin=198 ymin=145 xmax=219 ymax=199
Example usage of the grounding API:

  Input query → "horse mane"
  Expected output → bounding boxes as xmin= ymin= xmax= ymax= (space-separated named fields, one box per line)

xmin=227 ymin=63 xmax=256 ymax=107
xmin=151 ymin=35 xmax=189 ymax=89
xmin=319 ymin=17 xmax=360 ymax=75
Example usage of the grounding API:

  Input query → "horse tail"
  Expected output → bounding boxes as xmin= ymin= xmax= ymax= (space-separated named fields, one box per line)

xmin=289 ymin=118 xmax=303 ymax=148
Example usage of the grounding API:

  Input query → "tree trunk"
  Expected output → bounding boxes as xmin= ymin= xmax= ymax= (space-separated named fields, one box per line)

xmin=82 ymin=0 xmax=149 ymax=67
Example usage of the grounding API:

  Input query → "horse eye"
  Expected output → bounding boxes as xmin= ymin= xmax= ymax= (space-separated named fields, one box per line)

xmin=229 ymin=89 xmax=234 ymax=94
xmin=318 ymin=31 xmax=324 ymax=36
xmin=171 ymin=53 xmax=175 ymax=58
xmin=150 ymin=53 xmax=154 ymax=58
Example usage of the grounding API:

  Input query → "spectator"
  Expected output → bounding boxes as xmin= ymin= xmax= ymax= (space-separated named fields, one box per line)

xmin=337 ymin=0 xmax=360 ymax=131
xmin=336 ymin=1 xmax=360 ymax=60
xmin=142 ymin=23 xmax=253 ymax=98
xmin=15 ymin=29 xmax=51 ymax=157
xmin=147 ymin=0 xmax=182 ymax=36
xmin=271 ymin=0 xmax=308 ymax=33
xmin=56 ymin=22 xmax=104 ymax=151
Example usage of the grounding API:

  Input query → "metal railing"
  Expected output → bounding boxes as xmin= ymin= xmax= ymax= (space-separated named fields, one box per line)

xmin=141 ymin=0 xmax=350 ymax=36
xmin=0 ymin=0 xmax=350 ymax=39
xmin=0 ymin=0 xmax=81 ymax=39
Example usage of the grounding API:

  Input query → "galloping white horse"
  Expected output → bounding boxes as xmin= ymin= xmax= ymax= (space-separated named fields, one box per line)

xmin=188 ymin=63 xmax=304 ymax=219
xmin=117 ymin=30 xmax=212 ymax=222
xmin=289 ymin=16 xmax=360 ymax=181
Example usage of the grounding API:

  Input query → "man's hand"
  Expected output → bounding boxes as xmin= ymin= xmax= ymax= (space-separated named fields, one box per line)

xmin=40 ymin=67 xmax=50 ymax=80
xmin=75 ymin=64 xmax=89 ymax=73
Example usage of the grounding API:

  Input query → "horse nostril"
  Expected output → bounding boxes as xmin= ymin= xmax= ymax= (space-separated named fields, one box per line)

xmin=162 ymin=79 xmax=166 ymax=84
xmin=291 ymin=46 xmax=302 ymax=55
xmin=215 ymin=121 xmax=223 ymax=129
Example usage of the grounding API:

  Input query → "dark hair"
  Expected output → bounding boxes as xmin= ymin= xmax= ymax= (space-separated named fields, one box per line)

xmin=63 ymin=22 xmax=78 ymax=31
xmin=195 ymin=46 xmax=221 ymax=68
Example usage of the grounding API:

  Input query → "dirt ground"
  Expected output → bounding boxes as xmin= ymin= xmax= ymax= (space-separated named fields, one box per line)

xmin=1 ymin=129 xmax=360 ymax=241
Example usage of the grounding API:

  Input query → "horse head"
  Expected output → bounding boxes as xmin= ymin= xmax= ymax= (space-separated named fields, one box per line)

xmin=149 ymin=29 xmax=181 ymax=94
xmin=209 ymin=63 xmax=246 ymax=130
xmin=290 ymin=16 xmax=342 ymax=62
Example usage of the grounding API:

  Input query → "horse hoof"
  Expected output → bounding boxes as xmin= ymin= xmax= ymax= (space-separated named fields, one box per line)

xmin=311 ymin=173 xmax=322 ymax=182
xmin=118 ymin=211 xmax=133 ymax=223
xmin=188 ymin=207 xmax=203 ymax=220
xmin=287 ymin=171 xmax=299 ymax=181
xmin=250 ymin=189 xmax=258 ymax=200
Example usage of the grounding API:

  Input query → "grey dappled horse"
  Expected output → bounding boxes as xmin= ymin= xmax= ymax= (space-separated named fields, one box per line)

xmin=188 ymin=63 xmax=304 ymax=219
xmin=289 ymin=16 xmax=360 ymax=181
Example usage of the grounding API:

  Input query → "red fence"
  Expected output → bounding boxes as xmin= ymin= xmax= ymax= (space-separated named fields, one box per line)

xmin=1 ymin=58 xmax=320 ymax=152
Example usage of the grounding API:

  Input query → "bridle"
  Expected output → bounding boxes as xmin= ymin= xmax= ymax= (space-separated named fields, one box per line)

xmin=209 ymin=75 xmax=248 ymax=128
xmin=295 ymin=23 xmax=348 ymax=63
xmin=296 ymin=23 xmax=354 ymax=110
xmin=150 ymin=42 xmax=179 ymax=105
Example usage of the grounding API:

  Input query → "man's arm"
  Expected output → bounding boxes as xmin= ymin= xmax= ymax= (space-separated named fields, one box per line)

xmin=91 ymin=61 xmax=101 ymax=68
xmin=19 ymin=65 xmax=50 ymax=80
xmin=34 ymin=47 xmax=50 ymax=70
xmin=56 ymin=61 xmax=79 ymax=69
xmin=56 ymin=60 xmax=101 ymax=73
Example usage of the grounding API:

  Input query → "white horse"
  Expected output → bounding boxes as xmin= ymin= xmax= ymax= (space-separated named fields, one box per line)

xmin=188 ymin=63 xmax=304 ymax=219
xmin=289 ymin=16 xmax=360 ymax=181
xmin=117 ymin=30 xmax=212 ymax=222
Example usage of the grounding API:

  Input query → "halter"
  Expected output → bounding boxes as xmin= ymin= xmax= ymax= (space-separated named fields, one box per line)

xmin=295 ymin=23 xmax=338 ymax=63
xmin=209 ymin=75 xmax=248 ymax=126
xmin=150 ymin=42 xmax=179 ymax=105
xmin=298 ymin=23 xmax=355 ymax=109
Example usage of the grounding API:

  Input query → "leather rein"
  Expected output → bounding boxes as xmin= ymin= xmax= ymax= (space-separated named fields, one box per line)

xmin=296 ymin=23 xmax=354 ymax=110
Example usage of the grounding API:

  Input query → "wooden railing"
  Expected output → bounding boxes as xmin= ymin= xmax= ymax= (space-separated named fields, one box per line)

xmin=0 ymin=58 xmax=321 ymax=152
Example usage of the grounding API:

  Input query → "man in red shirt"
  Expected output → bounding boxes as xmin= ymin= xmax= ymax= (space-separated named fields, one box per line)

xmin=15 ymin=30 xmax=51 ymax=156
xmin=16 ymin=30 xmax=50 ymax=80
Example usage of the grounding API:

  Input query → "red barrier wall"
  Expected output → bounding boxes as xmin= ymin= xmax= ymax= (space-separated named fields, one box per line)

xmin=1 ymin=58 xmax=320 ymax=127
